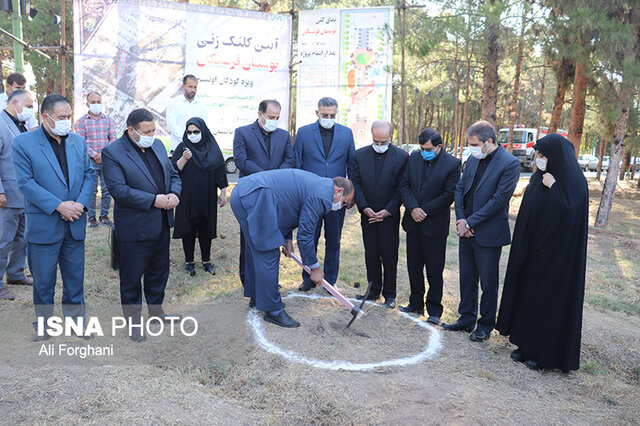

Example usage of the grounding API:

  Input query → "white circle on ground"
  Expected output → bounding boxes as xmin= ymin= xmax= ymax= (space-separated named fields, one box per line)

xmin=247 ymin=292 xmax=442 ymax=371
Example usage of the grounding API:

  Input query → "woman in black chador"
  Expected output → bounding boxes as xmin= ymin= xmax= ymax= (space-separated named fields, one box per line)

xmin=172 ymin=117 xmax=228 ymax=276
xmin=496 ymin=133 xmax=588 ymax=372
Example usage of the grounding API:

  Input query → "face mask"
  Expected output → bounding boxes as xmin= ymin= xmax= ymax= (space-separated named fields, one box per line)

xmin=89 ymin=104 xmax=103 ymax=115
xmin=470 ymin=143 xmax=488 ymax=160
xmin=421 ymin=150 xmax=436 ymax=161
xmin=261 ymin=115 xmax=278 ymax=133
xmin=187 ymin=133 xmax=202 ymax=144
xmin=133 ymin=129 xmax=154 ymax=148
xmin=46 ymin=115 xmax=71 ymax=136
xmin=331 ymin=194 xmax=343 ymax=211
xmin=372 ymin=143 xmax=389 ymax=154
xmin=17 ymin=103 xmax=35 ymax=122
xmin=319 ymin=118 xmax=335 ymax=129
xmin=536 ymin=158 xmax=547 ymax=172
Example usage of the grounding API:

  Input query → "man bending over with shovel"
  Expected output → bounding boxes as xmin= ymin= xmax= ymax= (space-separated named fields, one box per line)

xmin=230 ymin=168 xmax=354 ymax=327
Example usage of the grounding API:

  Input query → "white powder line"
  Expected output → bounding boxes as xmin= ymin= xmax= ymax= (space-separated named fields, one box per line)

xmin=247 ymin=292 xmax=442 ymax=371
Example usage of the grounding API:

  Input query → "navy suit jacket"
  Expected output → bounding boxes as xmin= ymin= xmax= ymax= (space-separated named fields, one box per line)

xmin=234 ymin=169 xmax=333 ymax=268
xmin=454 ymin=146 xmax=520 ymax=247
xmin=12 ymin=126 xmax=95 ymax=244
xmin=353 ymin=144 xmax=408 ymax=216
xmin=294 ymin=121 xmax=355 ymax=179
xmin=102 ymin=134 xmax=181 ymax=242
xmin=400 ymin=150 xmax=461 ymax=238
xmin=233 ymin=121 xmax=295 ymax=178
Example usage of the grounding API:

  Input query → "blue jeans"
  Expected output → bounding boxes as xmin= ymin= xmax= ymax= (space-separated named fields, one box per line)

xmin=88 ymin=159 xmax=111 ymax=219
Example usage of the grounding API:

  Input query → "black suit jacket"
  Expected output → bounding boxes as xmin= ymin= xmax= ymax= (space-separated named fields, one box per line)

xmin=352 ymin=144 xmax=408 ymax=216
xmin=400 ymin=150 xmax=461 ymax=238
xmin=102 ymin=135 xmax=181 ymax=242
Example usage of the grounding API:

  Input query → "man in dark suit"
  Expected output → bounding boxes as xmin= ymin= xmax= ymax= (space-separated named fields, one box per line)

xmin=102 ymin=109 xmax=182 ymax=342
xmin=230 ymin=169 xmax=354 ymax=327
xmin=352 ymin=121 xmax=407 ymax=308
xmin=0 ymin=89 xmax=36 ymax=301
xmin=398 ymin=129 xmax=461 ymax=324
xmin=233 ymin=99 xmax=295 ymax=289
xmin=12 ymin=95 xmax=95 ymax=339
xmin=294 ymin=97 xmax=356 ymax=291
xmin=443 ymin=120 xmax=520 ymax=342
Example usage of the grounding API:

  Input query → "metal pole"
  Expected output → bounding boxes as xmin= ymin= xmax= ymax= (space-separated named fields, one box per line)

xmin=399 ymin=0 xmax=406 ymax=147
xmin=11 ymin=0 xmax=24 ymax=72
xmin=61 ymin=0 xmax=66 ymax=97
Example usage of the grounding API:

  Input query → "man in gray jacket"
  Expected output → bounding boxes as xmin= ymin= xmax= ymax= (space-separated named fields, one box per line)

xmin=0 ymin=89 xmax=36 ymax=300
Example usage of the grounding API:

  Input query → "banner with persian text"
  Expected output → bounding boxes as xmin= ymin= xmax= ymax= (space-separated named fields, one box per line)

xmin=296 ymin=7 xmax=394 ymax=148
xmin=73 ymin=0 xmax=292 ymax=151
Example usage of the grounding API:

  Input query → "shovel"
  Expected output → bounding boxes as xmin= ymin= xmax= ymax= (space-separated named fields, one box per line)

xmin=287 ymin=251 xmax=365 ymax=324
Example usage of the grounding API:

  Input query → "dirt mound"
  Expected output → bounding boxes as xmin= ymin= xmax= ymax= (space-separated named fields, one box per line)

xmin=256 ymin=294 xmax=436 ymax=366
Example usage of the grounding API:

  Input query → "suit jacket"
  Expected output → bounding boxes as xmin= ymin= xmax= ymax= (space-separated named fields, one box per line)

xmin=454 ymin=146 xmax=520 ymax=247
xmin=294 ymin=122 xmax=356 ymax=179
xmin=0 ymin=111 xmax=25 ymax=208
xmin=234 ymin=169 xmax=333 ymax=268
xmin=11 ymin=126 xmax=95 ymax=244
xmin=102 ymin=134 xmax=182 ymax=242
xmin=353 ymin=144 xmax=408 ymax=217
xmin=400 ymin=150 xmax=462 ymax=238
xmin=233 ymin=121 xmax=295 ymax=178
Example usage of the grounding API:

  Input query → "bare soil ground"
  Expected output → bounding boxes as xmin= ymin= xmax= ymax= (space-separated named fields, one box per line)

xmin=0 ymin=177 xmax=639 ymax=424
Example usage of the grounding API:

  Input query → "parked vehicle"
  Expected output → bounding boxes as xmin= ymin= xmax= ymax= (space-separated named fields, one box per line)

xmin=578 ymin=154 xmax=599 ymax=171
xmin=400 ymin=144 xmax=422 ymax=154
xmin=450 ymin=147 xmax=471 ymax=171
xmin=497 ymin=126 xmax=568 ymax=172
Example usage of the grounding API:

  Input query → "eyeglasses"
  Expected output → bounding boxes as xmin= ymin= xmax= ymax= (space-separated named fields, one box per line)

xmin=186 ymin=130 xmax=201 ymax=135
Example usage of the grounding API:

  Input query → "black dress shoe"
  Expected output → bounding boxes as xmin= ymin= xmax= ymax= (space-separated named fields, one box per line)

xmin=398 ymin=305 xmax=424 ymax=316
xmin=203 ymin=262 xmax=215 ymax=275
xmin=263 ymin=310 xmax=300 ymax=328
xmin=384 ymin=298 xmax=396 ymax=308
xmin=130 ymin=331 xmax=146 ymax=343
xmin=526 ymin=359 xmax=542 ymax=371
xmin=511 ymin=348 xmax=527 ymax=363
xmin=469 ymin=330 xmax=490 ymax=342
xmin=158 ymin=313 xmax=183 ymax=322
xmin=298 ymin=281 xmax=315 ymax=292
xmin=356 ymin=293 xmax=380 ymax=301
xmin=441 ymin=321 xmax=473 ymax=332
xmin=426 ymin=316 xmax=440 ymax=325
xmin=186 ymin=262 xmax=196 ymax=277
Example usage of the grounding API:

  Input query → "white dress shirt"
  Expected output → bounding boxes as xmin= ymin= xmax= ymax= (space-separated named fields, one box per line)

xmin=0 ymin=92 xmax=39 ymax=130
xmin=165 ymin=94 xmax=208 ymax=151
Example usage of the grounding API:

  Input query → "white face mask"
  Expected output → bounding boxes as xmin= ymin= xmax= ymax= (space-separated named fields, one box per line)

xmin=470 ymin=142 xmax=488 ymax=160
xmin=536 ymin=158 xmax=547 ymax=172
xmin=133 ymin=129 xmax=154 ymax=148
xmin=261 ymin=114 xmax=278 ymax=133
xmin=331 ymin=194 xmax=343 ymax=211
xmin=89 ymin=103 xmax=103 ymax=115
xmin=46 ymin=115 xmax=71 ymax=136
xmin=17 ymin=103 xmax=35 ymax=122
xmin=319 ymin=117 xmax=335 ymax=129
xmin=187 ymin=133 xmax=202 ymax=144
xmin=372 ymin=143 xmax=389 ymax=154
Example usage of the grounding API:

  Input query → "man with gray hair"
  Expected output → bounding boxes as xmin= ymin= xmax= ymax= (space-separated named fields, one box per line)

xmin=294 ymin=97 xmax=356 ymax=291
xmin=352 ymin=120 xmax=407 ymax=307
xmin=443 ymin=120 xmax=520 ymax=342
xmin=0 ymin=89 xmax=36 ymax=300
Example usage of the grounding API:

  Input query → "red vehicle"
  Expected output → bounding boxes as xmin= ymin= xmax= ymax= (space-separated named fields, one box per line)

xmin=497 ymin=125 xmax=568 ymax=171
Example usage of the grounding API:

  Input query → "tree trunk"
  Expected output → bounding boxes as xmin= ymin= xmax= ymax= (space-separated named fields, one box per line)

xmin=549 ymin=76 xmax=568 ymax=134
xmin=481 ymin=0 xmax=501 ymax=128
xmin=453 ymin=40 xmax=461 ymax=155
xmin=568 ymin=60 xmax=588 ymax=157
xmin=460 ymin=47 xmax=472 ymax=160
xmin=507 ymin=5 xmax=527 ymax=153
xmin=631 ymin=155 xmax=637 ymax=180
xmin=620 ymin=147 xmax=630 ymax=180
xmin=537 ymin=66 xmax=547 ymax=137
